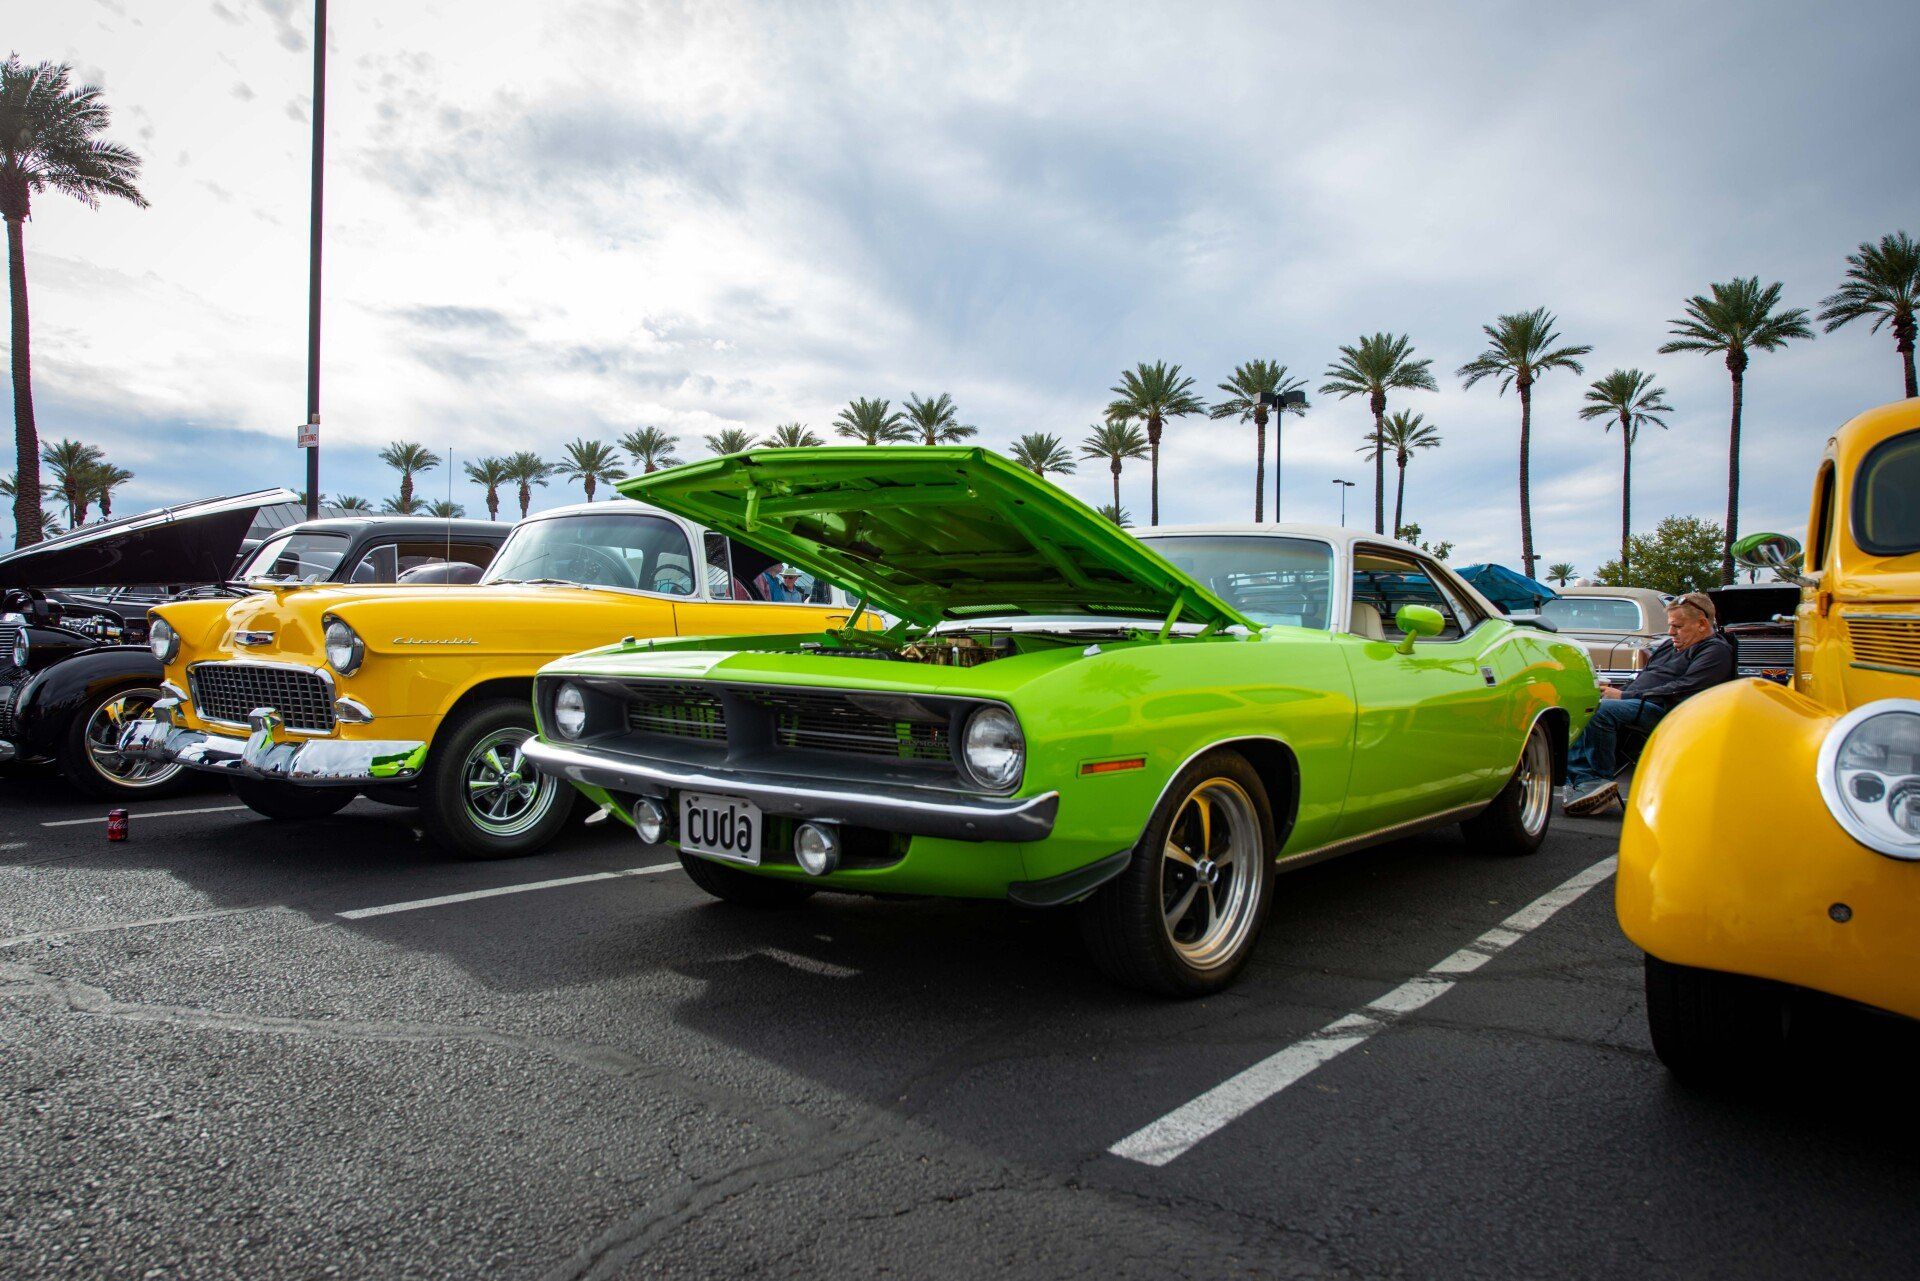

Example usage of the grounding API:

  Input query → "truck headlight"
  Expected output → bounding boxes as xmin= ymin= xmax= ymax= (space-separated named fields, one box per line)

xmin=553 ymin=683 xmax=589 ymax=739
xmin=148 ymin=617 xmax=179 ymax=664
xmin=1819 ymin=700 xmax=1920 ymax=860
xmin=323 ymin=617 xmax=365 ymax=675
xmin=960 ymin=705 xmax=1024 ymax=792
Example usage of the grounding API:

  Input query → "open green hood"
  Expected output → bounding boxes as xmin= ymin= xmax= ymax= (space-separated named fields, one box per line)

xmin=618 ymin=446 xmax=1253 ymax=630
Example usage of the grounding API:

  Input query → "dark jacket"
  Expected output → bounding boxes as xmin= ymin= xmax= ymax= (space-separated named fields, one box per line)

xmin=1622 ymin=631 xmax=1736 ymax=710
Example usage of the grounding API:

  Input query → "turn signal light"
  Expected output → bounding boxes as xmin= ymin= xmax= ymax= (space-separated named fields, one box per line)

xmin=1080 ymin=757 xmax=1146 ymax=776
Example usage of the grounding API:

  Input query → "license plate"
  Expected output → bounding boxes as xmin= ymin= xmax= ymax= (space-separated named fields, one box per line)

xmin=678 ymin=792 xmax=763 ymax=865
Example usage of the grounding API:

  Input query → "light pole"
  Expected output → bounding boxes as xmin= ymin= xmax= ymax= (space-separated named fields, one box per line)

xmin=1258 ymin=388 xmax=1308 ymax=522
xmin=300 ymin=0 xmax=327 ymax=519
xmin=1332 ymin=478 xmax=1355 ymax=528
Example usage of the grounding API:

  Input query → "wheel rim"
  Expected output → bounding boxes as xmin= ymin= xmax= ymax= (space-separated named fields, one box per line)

xmin=1517 ymin=728 xmax=1553 ymax=837
xmin=462 ymin=727 xmax=560 ymax=837
xmin=1159 ymin=777 xmax=1264 ymax=971
xmin=85 ymin=687 xmax=184 ymax=788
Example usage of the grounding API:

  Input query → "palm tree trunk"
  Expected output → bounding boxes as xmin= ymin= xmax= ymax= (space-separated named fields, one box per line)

xmin=1110 ymin=461 xmax=1121 ymax=514
xmin=1147 ymin=415 xmax=1161 ymax=525
xmin=486 ymin=489 xmax=499 ymax=521
xmin=1274 ymin=413 xmax=1285 ymax=521
xmin=1517 ymin=384 xmax=1536 ymax=579
xmin=1393 ymin=458 xmax=1407 ymax=538
xmin=1897 ymin=312 xmax=1917 ymax=399
xmin=1620 ymin=417 xmax=1632 ymax=582
xmin=1371 ymin=404 xmax=1386 ymax=535
xmin=1252 ymin=409 xmax=1266 ymax=523
xmin=400 ymin=473 xmax=413 ymax=508
xmin=1724 ymin=366 xmax=1744 ymax=585
xmin=585 ymin=476 xmax=596 ymax=502
xmin=7 ymin=215 xmax=40 ymax=547
xmin=519 ymin=482 xmax=531 ymax=518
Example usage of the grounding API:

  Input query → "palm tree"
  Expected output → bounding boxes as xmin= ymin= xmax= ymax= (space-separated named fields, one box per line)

xmin=378 ymin=442 xmax=442 ymax=511
xmin=333 ymin=494 xmax=373 ymax=512
xmin=1008 ymin=432 xmax=1076 ymax=478
xmin=462 ymin=456 xmax=511 ymax=520
xmin=1818 ymin=232 xmax=1920 ymax=398
xmin=1358 ymin=411 xmax=1442 ymax=539
xmin=619 ymin=426 xmax=680 ymax=474
xmin=556 ymin=438 xmax=625 ymax=501
xmin=761 ymin=422 xmax=822 ymax=448
xmin=833 ymin=398 xmax=912 ymax=446
xmin=426 ymin=499 xmax=465 ymax=518
xmin=1106 ymin=362 xmax=1205 ymax=525
xmin=1578 ymin=369 xmax=1671 ymax=582
xmin=1210 ymin=360 xmax=1308 ymax=521
xmin=2 ymin=57 xmax=147 ymax=547
xmin=1078 ymin=420 xmax=1149 ymax=518
xmin=1659 ymin=277 xmax=1814 ymax=583
xmin=1456 ymin=311 xmax=1590 ymax=578
xmin=1098 ymin=503 xmax=1131 ymax=528
xmin=86 ymin=461 xmax=133 ymax=519
xmin=41 ymin=438 xmax=103 ymax=527
xmin=0 ymin=470 xmax=56 ymax=540
xmin=501 ymin=451 xmax=551 ymax=518
xmin=903 ymin=392 xmax=977 ymax=445
xmin=1546 ymin=562 xmax=1577 ymax=586
xmin=381 ymin=494 xmax=424 ymax=515
xmin=703 ymin=427 xmax=757 ymax=456
xmin=1320 ymin=334 xmax=1437 ymax=537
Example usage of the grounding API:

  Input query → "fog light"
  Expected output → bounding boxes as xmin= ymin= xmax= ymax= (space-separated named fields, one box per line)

xmin=633 ymin=797 xmax=667 ymax=844
xmin=795 ymin=822 xmax=841 ymax=876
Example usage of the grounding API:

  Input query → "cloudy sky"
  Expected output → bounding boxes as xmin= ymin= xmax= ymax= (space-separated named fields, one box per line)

xmin=13 ymin=0 xmax=1919 ymax=571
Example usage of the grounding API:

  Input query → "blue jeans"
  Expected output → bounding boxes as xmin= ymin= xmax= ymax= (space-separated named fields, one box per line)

xmin=1567 ymin=698 xmax=1665 ymax=788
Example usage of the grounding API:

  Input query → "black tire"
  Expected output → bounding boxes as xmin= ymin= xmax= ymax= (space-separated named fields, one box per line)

xmin=418 ymin=698 xmax=572 ymax=859
xmin=1461 ymin=721 xmax=1554 ymax=857
xmin=1079 ymin=750 xmax=1276 ymax=997
xmin=230 ymin=777 xmax=357 ymax=820
xmin=1643 ymin=954 xmax=1790 ymax=1086
xmin=678 ymin=851 xmax=816 ymax=907
xmin=57 ymin=683 xmax=195 ymax=801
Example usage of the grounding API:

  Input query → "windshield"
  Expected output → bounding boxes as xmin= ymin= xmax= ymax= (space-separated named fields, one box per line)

xmin=483 ymin=512 xmax=696 ymax=593
xmin=1137 ymin=535 xmax=1333 ymax=629
xmin=1855 ymin=428 xmax=1920 ymax=556
xmin=237 ymin=531 xmax=350 ymax=583
xmin=1541 ymin=596 xmax=1644 ymax=632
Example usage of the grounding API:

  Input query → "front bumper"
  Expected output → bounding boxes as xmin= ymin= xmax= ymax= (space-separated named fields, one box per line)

xmin=119 ymin=717 xmax=425 ymax=786
xmin=522 ymin=737 xmax=1058 ymax=842
xmin=0 ymin=739 xmax=15 ymax=764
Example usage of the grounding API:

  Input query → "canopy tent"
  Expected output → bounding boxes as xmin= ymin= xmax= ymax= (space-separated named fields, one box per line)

xmin=1455 ymin=563 xmax=1559 ymax=613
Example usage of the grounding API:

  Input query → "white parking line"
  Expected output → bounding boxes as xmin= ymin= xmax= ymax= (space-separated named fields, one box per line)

xmin=40 ymin=805 xmax=248 ymax=828
xmin=338 ymin=863 xmax=682 ymax=920
xmin=1109 ymin=855 xmax=1618 ymax=1167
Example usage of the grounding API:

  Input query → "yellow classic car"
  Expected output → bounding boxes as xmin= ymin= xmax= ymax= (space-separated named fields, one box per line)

xmin=122 ymin=500 xmax=851 ymax=857
xmin=1617 ymin=397 xmax=1920 ymax=1083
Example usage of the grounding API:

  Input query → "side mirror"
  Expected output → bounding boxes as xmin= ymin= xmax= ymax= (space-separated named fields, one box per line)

xmin=1732 ymin=531 xmax=1811 ymax=586
xmin=1394 ymin=604 xmax=1445 ymax=653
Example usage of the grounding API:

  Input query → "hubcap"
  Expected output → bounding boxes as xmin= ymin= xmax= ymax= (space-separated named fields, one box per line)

xmin=463 ymin=728 xmax=559 ymax=836
xmin=1159 ymin=777 xmax=1264 ymax=971
xmin=1517 ymin=727 xmax=1553 ymax=837
xmin=85 ymin=687 xmax=183 ymax=788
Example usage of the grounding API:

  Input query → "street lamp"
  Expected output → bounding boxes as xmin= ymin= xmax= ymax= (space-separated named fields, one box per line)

xmin=1258 ymin=388 xmax=1309 ymax=522
xmin=1332 ymin=478 xmax=1356 ymax=527
xmin=299 ymin=0 xmax=328 ymax=519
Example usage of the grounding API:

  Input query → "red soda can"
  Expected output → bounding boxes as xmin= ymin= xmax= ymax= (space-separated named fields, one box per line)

xmin=106 ymin=808 xmax=129 ymax=842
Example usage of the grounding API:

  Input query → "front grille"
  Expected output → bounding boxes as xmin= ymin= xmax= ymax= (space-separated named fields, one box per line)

xmin=624 ymin=684 xmax=727 ymax=740
xmin=0 ymin=683 xmax=16 ymax=739
xmin=189 ymin=662 xmax=335 ymax=733
xmin=1848 ymin=616 xmax=1920 ymax=674
xmin=0 ymin=623 xmax=18 ymax=659
xmin=1734 ymin=636 xmax=1794 ymax=669
xmin=752 ymin=689 xmax=953 ymax=762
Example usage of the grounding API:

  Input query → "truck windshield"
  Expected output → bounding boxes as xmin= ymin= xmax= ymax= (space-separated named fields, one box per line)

xmin=484 ymin=512 xmax=696 ymax=593
xmin=1541 ymin=597 xmax=1643 ymax=631
xmin=1136 ymin=535 xmax=1334 ymax=629
xmin=1855 ymin=428 xmax=1920 ymax=556
xmin=237 ymin=531 xmax=350 ymax=583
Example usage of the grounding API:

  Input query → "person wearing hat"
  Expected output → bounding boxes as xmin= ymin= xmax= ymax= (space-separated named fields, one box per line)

xmin=1564 ymin=591 xmax=1735 ymax=815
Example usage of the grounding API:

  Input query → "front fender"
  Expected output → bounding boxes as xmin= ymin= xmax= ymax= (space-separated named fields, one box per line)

xmin=13 ymin=646 xmax=166 ymax=756
xmin=1617 ymin=679 xmax=1920 ymax=1020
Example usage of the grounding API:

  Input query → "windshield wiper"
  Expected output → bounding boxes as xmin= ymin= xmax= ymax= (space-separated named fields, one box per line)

xmin=489 ymin=576 xmax=599 ymax=590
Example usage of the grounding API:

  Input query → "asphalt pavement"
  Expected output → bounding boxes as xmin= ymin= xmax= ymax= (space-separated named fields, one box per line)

xmin=3 ymin=769 xmax=1917 ymax=1279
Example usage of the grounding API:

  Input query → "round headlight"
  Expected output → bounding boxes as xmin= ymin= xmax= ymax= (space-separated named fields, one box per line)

xmin=323 ymin=617 xmax=364 ymax=675
xmin=1819 ymin=700 xmax=1920 ymax=861
xmin=553 ymin=683 xmax=589 ymax=740
xmin=961 ymin=706 xmax=1025 ymax=792
xmin=148 ymin=617 xmax=178 ymax=664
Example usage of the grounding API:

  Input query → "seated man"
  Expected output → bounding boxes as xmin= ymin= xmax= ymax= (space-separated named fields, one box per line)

xmin=1564 ymin=592 xmax=1735 ymax=815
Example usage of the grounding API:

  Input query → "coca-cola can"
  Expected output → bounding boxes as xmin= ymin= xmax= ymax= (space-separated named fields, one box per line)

xmin=106 ymin=808 xmax=129 ymax=842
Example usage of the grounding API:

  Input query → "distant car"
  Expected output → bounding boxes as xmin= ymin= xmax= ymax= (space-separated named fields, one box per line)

xmin=1706 ymin=583 xmax=1799 ymax=683
xmin=1539 ymin=585 xmax=1672 ymax=685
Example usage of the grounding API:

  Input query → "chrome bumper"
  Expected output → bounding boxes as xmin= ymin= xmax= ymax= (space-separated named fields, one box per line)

xmin=521 ymin=738 xmax=1059 ymax=843
xmin=0 ymin=739 xmax=15 ymax=764
xmin=118 ymin=717 xmax=425 ymax=786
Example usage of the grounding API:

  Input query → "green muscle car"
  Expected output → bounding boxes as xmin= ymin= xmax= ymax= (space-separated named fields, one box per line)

xmin=522 ymin=448 xmax=1599 ymax=995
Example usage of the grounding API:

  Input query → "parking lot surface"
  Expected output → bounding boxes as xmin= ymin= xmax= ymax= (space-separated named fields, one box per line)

xmin=4 ymin=773 xmax=1917 ymax=1279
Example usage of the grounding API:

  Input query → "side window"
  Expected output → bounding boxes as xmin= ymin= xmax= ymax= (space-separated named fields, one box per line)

xmin=1349 ymin=550 xmax=1463 ymax=642
xmin=1431 ymin=566 xmax=1485 ymax=631
xmin=703 ymin=531 xmax=740 ymax=600
xmin=1808 ymin=463 xmax=1836 ymax=572
xmin=348 ymin=543 xmax=399 ymax=584
xmin=394 ymin=541 xmax=496 ymax=575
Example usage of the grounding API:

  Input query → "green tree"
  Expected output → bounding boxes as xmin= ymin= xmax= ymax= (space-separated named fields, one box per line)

xmin=1659 ymin=277 xmax=1814 ymax=583
xmin=1392 ymin=521 xmax=1453 ymax=561
xmin=833 ymin=398 xmax=912 ymax=445
xmin=1818 ymin=231 xmax=1920 ymax=399
xmin=425 ymin=498 xmax=465 ymax=518
xmin=761 ymin=422 xmax=822 ymax=448
xmin=1545 ymin=562 xmax=1577 ymax=586
xmin=1106 ymin=362 xmax=1206 ymax=525
xmin=1098 ymin=503 xmax=1131 ymax=527
xmin=619 ymin=426 xmax=680 ymax=474
xmin=2 ymin=57 xmax=147 ymax=547
xmin=86 ymin=460 xmax=133 ymax=519
xmin=1321 ymin=334 xmax=1436 ymax=538
xmin=0 ymin=469 xmax=56 ymax=540
xmin=502 ymin=451 xmax=551 ymax=518
xmin=41 ymin=437 xmax=103 ymax=526
xmin=381 ymin=494 xmax=424 ymax=515
xmin=1578 ymin=369 xmax=1671 ymax=583
xmin=1593 ymin=515 xmax=1725 ymax=594
xmin=1210 ymin=360 xmax=1308 ymax=521
xmin=462 ymin=456 xmax=511 ymax=520
xmin=557 ymin=438 xmax=626 ymax=501
xmin=1078 ymin=420 xmax=1149 ymax=519
xmin=1008 ymin=432 xmax=1076 ymax=478
xmin=1358 ymin=410 xmax=1441 ymax=539
xmin=902 ymin=392 xmax=976 ymax=445
xmin=378 ymin=442 xmax=442 ymax=510
xmin=703 ymin=427 xmax=757 ymax=456
xmin=1457 ymin=309 xmax=1590 ymax=579
xmin=333 ymin=494 xmax=373 ymax=512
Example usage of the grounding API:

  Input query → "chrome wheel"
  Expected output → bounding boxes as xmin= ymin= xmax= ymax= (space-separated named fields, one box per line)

xmin=84 ymin=687 xmax=183 ymax=788
xmin=1517 ymin=727 xmax=1553 ymax=838
xmin=1159 ymin=777 xmax=1263 ymax=971
xmin=462 ymin=728 xmax=560 ymax=837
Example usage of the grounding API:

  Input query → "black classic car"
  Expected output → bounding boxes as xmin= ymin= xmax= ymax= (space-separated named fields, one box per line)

xmin=1 ymin=492 xmax=508 ymax=799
